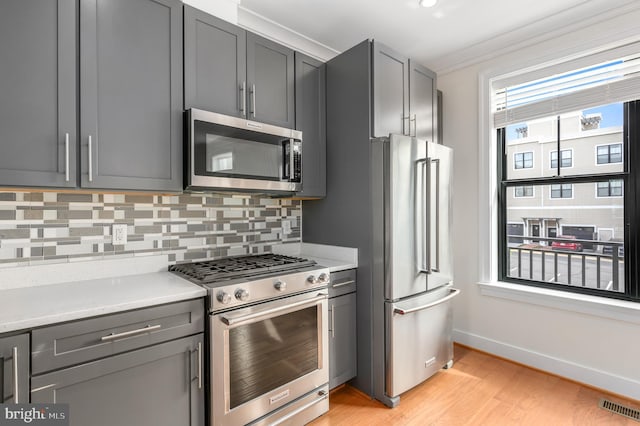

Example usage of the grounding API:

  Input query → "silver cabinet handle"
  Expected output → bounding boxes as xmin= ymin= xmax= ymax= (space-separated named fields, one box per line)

xmin=331 ymin=304 xmax=335 ymax=338
xmin=64 ymin=133 xmax=70 ymax=182
xmin=197 ymin=341 xmax=202 ymax=390
xmin=221 ymin=294 xmax=326 ymax=326
xmin=88 ymin=135 xmax=93 ymax=182
xmin=332 ymin=279 xmax=355 ymax=289
xmin=12 ymin=346 xmax=19 ymax=403
xmin=411 ymin=114 xmax=417 ymax=137
xmin=394 ymin=288 xmax=460 ymax=315
xmin=240 ymin=81 xmax=246 ymax=117
xmin=270 ymin=389 xmax=329 ymax=426
xmin=250 ymin=84 xmax=256 ymax=118
xmin=100 ymin=324 xmax=161 ymax=342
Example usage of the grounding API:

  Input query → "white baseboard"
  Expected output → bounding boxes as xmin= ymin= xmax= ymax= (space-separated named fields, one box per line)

xmin=453 ymin=329 xmax=640 ymax=401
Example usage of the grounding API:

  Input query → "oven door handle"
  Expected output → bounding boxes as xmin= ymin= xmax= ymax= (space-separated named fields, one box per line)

xmin=219 ymin=293 xmax=327 ymax=326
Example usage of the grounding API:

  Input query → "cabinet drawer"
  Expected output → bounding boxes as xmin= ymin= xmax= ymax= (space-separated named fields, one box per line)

xmin=32 ymin=299 xmax=204 ymax=374
xmin=328 ymin=269 xmax=356 ymax=298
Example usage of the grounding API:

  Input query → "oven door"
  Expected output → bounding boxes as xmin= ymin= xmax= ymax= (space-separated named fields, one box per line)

xmin=211 ymin=290 xmax=329 ymax=426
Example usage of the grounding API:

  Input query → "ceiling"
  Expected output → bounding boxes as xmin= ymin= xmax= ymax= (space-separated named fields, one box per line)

xmin=239 ymin=0 xmax=636 ymax=73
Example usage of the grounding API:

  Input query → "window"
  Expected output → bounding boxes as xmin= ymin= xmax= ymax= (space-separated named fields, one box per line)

xmin=550 ymin=183 xmax=572 ymax=198
xmin=597 ymin=143 xmax=622 ymax=164
xmin=514 ymin=186 xmax=534 ymax=197
xmin=597 ymin=180 xmax=623 ymax=197
xmin=550 ymin=150 xmax=572 ymax=169
xmin=514 ymin=152 xmax=533 ymax=169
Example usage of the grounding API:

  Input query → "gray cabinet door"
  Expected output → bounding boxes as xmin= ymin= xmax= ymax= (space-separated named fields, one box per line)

xmin=0 ymin=0 xmax=76 ymax=188
xmin=295 ymin=53 xmax=326 ymax=198
xmin=1 ymin=333 xmax=29 ymax=404
xmin=31 ymin=334 xmax=204 ymax=426
xmin=372 ymin=41 xmax=409 ymax=138
xmin=247 ymin=33 xmax=295 ymax=129
xmin=80 ymin=0 xmax=183 ymax=192
xmin=409 ymin=60 xmax=437 ymax=142
xmin=329 ymin=292 xmax=357 ymax=389
xmin=184 ymin=5 xmax=247 ymax=117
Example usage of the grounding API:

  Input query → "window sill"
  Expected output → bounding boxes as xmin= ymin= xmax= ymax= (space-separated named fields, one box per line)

xmin=478 ymin=281 xmax=640 ymax=324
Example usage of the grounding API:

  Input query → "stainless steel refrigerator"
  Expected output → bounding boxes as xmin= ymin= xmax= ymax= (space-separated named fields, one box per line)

xmin=370 ymin=134 xmax=459 ymax=407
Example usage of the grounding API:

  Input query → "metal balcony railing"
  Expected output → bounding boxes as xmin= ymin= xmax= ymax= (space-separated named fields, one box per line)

xmin=506 ymin=235 xmax=624 ymax=292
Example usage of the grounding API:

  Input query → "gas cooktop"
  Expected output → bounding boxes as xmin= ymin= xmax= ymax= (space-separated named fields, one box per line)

xmin=169 ymin=253 xmax=317 ymax=284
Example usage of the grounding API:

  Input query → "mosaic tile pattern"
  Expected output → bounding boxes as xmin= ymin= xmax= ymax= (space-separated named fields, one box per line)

xmin=0 ymin=191 xmax=301 ymax=268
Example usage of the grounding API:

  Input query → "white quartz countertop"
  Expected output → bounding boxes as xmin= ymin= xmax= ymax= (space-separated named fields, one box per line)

xmin=0 ymin=271 xmax=206 ymax=334
xmin=273 ymin=243 xmax=358 ymax=272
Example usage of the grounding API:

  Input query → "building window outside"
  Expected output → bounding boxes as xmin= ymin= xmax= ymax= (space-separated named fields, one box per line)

xmin=597 ymin=143 xmax=622 ymax=164
xmin=597 ymin=180 xmax=623 ymax=197
xmin=514 ymin=186 xmax=534 ymax=197
xmin=550 ymin=183 xmax=573 ymax=198
xmin=550 ymin=149 xmax=572 ymax=169
xmin=514 ymin=152 xmax=533 ymax=169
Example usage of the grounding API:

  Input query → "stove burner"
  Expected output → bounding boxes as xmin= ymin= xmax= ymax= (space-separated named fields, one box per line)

xmin=169 ymin=253 xmax=316 ymax=284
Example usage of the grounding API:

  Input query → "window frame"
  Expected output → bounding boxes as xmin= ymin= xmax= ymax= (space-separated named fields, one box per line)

xmin=549 ymin=183 xmax=573 ymax=199
xmin=497 ymin=101 xmax=637 ymax=302
xmin=514 ymin=151 xmax=534 ymax=169
xmin=596 ymin=143 xmax=623 ymax=165
xmin=596 ymin=180 xmax=624 ymax=198
xmin=513 ymin=185 xmax=534 ymax=198
xmin=550 ymin=149 xmax=573 ymax=169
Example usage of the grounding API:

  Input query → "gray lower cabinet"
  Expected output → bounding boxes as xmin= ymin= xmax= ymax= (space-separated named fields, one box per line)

xmin=80 ymin=0 xmax=183 ymax=191
xmin=1 ymin=333 xmax=30 ymax=404
xmin=0 ymin=0 xmax=77 ymax=188
xmin=328 ymin=269 xmax=357 ymax=389
xmin=295 ymin=53 xmax=326 ymax=198
xmin=184 ymin=6 xmax=295 ymax=129
xmin=31 ymin=334 xmax=204 ymax=426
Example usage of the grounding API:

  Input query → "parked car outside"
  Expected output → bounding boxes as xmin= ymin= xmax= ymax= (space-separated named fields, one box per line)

xmin=551 ymin=235 xmax=583 ymax=252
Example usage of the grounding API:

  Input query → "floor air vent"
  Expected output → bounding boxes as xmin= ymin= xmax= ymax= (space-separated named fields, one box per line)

xmin=599 ymin=398 xmax=640 ymax=422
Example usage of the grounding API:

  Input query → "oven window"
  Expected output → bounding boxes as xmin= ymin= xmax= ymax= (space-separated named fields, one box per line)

xmin=228 ymin=306 xmax=319 ymax=409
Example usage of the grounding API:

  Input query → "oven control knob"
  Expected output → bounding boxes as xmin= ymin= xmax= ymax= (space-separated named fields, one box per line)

xmin=217 ymin=291 xmax=232 ymax=304
xmin=318 ymin=273 xmax=329 ymax=284
xmin=306 ymin=275 xmax=317 ymax=284
xmin=235 ymin=289 xmax=250 ymax=301
xmin=274 ymin=281 xmax=287 ymax=291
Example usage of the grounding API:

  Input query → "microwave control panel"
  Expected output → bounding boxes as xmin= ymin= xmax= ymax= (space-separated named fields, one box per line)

xmin=283 ymin=140 xmax=302 ymax=183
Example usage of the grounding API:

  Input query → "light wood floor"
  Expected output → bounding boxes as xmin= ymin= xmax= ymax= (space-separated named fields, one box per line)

xmin=309 ymin=345 xmax=640 ymax=425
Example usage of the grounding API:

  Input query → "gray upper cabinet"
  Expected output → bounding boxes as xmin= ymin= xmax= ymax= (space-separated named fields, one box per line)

xmin=409 ymin=60 xmax=437 ymax=142
xmin=247 ymin=33 xmax=295 ymax=128
xmin=1 ymin=333 xmax=30 ymax=404
xmin=372 ymin=41 xmax=437 ymax=141
xmin=372 ymin=41 xmax=409 ymax=138
xmin=184 ymin=5 xmax=246 ymax=117
xmin=184 ymin=9 xmax=295 ymax=129
xmin=0 ymin=0 xmax=77 ymax=188
xmin=295 ymin=53 xmax=326 ymax=198
xmin=80 ymin=0 xmax=183 ymax=191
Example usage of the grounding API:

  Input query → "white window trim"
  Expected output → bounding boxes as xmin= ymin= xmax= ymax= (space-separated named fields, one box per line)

xmin=513 ymin=185 xmax=535 ymax=198
xmin=594 ymin=142 xmax=623 ymax=166
xmin=594 ymin=180 xmax=624 ymax=198
xmin=549 ymin=148 xmax=574 ymax=170
xmin=549 ymin=183 xmax=574 ymax=200
xmin=477 ymin=35 xmax=640 ymax=317
xmin=513 ymin=151 xmax=534 ymax=170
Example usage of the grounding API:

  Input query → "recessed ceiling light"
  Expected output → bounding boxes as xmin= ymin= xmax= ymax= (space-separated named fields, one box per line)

xmin=419 ymin=0 xmax=437 ymax=7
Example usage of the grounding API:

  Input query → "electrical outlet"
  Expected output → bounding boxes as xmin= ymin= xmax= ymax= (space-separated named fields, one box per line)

xmin=112 ymin=224 xmax=128 ymax=245
xmin=282 ymin=220 xmax=291 ymax=235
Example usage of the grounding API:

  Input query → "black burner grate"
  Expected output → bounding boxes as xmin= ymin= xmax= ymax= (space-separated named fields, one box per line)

xmin=169 ymin=253 xmax=316 ymax=284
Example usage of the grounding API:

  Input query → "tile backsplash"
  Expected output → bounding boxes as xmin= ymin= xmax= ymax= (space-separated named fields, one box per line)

xmin=0 ymin=191 xmax=301 ymax=268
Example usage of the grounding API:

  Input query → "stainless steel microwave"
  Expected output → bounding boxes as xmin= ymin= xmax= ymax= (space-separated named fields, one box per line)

xmin=186 ymin=109 xmax=302 ymax=193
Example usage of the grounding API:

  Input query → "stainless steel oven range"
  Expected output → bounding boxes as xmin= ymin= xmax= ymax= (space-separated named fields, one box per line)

xmin=170 ymin=254 xmax=330 ymax=426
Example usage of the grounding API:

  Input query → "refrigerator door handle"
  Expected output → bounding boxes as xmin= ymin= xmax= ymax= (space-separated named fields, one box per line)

xmin=417 ymin=154 xmax=432 ymax=275
xmin=393 ymin=288 xmax=460 ymax=315
xmin=431 ymin=157 xmax=441 ymax=272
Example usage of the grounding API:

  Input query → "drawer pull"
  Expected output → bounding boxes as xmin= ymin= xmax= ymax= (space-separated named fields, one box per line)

xmin=12 ymin=346 xmax=19 ymax=403
xmin=332 ymin=280 xmax=355 ymax=289
xmin=100 ymin=324 xmax=162 ymax=342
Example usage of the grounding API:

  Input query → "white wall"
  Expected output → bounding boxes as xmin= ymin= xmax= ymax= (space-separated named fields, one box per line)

xmin=439 ymin=6 xmax=640 ymax=400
